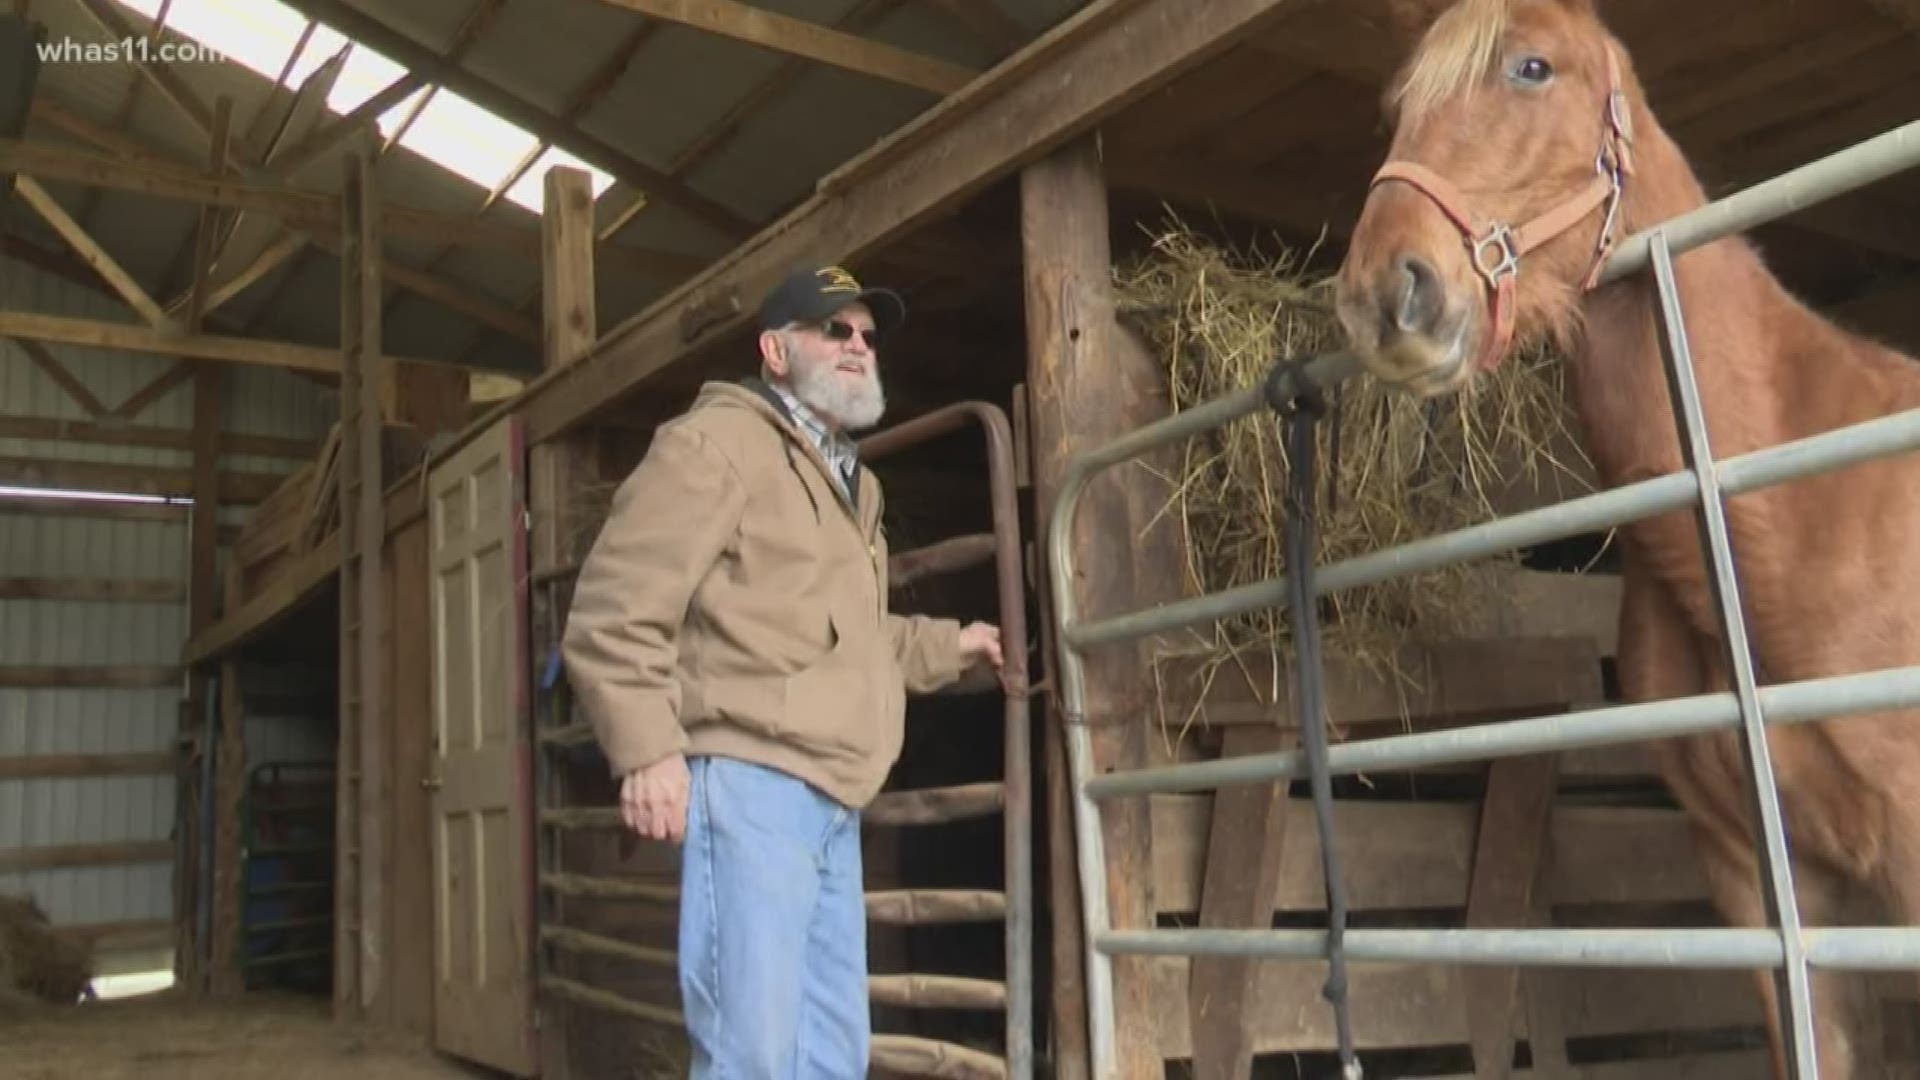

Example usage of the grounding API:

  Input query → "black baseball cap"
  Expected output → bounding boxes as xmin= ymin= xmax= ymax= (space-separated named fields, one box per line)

xmin=756 ymin=263 xmax=905 ymax=335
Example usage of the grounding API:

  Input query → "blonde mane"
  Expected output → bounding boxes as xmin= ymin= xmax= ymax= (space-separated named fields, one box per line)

xmin=1392 ymin=0 xmax=1515 ymax=121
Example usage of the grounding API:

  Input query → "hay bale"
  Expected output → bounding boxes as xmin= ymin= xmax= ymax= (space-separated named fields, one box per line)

xmin=0 ymin=894 xmax=93 ymax=1016
xmin=1112 ymin=219 xmax=1593 ymax=729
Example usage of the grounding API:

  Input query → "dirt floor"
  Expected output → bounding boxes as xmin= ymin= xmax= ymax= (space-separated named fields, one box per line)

xmin=0 ymin=990 xmax=494 ymax=1079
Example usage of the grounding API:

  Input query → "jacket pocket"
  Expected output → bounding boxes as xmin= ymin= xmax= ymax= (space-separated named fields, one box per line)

xmin=781 ymin=608 xmax=889 ymax=760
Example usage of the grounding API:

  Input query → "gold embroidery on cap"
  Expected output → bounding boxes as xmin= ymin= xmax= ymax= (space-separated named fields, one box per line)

xmin=816 ymin=265 xmax=861 ymax=294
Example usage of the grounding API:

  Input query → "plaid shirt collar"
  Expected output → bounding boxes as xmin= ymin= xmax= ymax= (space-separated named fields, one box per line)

xmin=769 ymin=381 xmax=859 ymax=501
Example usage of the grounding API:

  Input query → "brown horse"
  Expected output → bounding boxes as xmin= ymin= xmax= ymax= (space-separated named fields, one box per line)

xmin=1331 ymin=0 xmax=1920 ymax=1074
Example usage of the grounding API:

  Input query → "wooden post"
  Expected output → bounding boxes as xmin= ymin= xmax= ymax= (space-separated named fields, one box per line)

xmin=180 ymin=96 xmax=230 ymax=994
xmin=1020 ymin=134 xmax=1165 ymax=1080
xmin=1463 ymin=753 xmax=1562 ymax=1078
xmin=208 ymin=658 xmax=246 ymax=995
xmin=532 ymin=163 xmax=598 ymax=1080
xmin=335 ymin=138 xmax=388 ymax=1020
xmin=1189 ymin=725 xmax=1297 ymax=1080
xmin=531 ymin=164 xmax=599 ymax=574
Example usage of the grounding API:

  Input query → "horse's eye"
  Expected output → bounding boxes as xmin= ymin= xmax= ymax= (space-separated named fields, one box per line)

xmin=1509 ymin=56 xmax=1554 ymax=87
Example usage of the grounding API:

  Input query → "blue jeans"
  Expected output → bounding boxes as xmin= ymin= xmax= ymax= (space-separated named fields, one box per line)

xmin=679 ymin=755 xmax=869 ymax=1078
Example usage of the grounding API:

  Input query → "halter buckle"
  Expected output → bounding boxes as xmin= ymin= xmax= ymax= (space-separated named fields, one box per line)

xmin=1470 ymin=224 xmax=1520 ymax=292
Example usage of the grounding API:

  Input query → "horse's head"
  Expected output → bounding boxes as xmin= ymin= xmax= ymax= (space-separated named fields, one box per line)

xmin=1334 ymin=0 xmax=1637 ymax=397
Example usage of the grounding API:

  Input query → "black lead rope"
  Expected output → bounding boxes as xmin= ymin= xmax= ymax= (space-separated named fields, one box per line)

xmin=1268 ymin=361 xmax=1362 ymax=1080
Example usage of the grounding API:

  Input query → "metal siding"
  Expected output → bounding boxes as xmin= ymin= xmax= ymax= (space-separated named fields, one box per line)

xmin=0 ymin=254 xmax=193 ymax=438
xmin=0 ymin=511 xmax=190 ymax=578
xmin=0 ymin=250 xmax=326 ymax=946
xmin=223 ymin=365 xmax=335 ymax=442
xmin=0 ymin=599 xmax=187 ymax=666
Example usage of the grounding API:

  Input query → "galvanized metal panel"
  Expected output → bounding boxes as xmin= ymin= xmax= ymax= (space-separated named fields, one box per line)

xmin=0 ymin=510 xmax=190 ymax=578
xmin=0 ymin=599 xmax=188 ymax=665
xmin=0 ymin=680 xmax=180 ymax=928
xmin=223 ymin=365 xmax=334 ymax=442
xmin=0 ymin=866 xmax=175 ymax=928
xmin=0 ymin=689 xmax=182 ymax=757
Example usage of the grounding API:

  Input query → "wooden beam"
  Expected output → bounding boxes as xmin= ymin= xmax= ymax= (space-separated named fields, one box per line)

xmin=0 ymin=310 xmax=441 ymax=377
xmin=208 ymin=657 xmax=245 ymax=994
xmin=530 ymin=167 xmax=600 ymax=577
xmin=0 ymin=665 xmax=182 ymax=689
xmin=10 ymin=337 xmax=108 ymax=417
xmin=181 ymin=532 xmax=338 ymax=666
xmin=13 ymin=176 xmax=174 ymax=329
xmin=338 ymin=146 xmax=388 ymax=1018
xmin=274 ymin=0 xmax=759 ymax=240
xmin=1021 ymin=134 xmax=1164 ymax=1080
xmin=0 ymin=577 xmax=186 ymax=602
xmin=4 ymin=132 xmax=704 ymax=282
xmin=0 ymin=752 xmax=176 ymax=780
xmin=112 ymin=360 xmax=197 ymax=422
xmin=0 ymin=840 xmax=173 ymax=872
xmin=0 ymin=413 xmax=316 ymax=459
xmin=1462 ymin=754 xmax=1562 ymax=1080
xmin=591 ymin=0 xmax=977 ymax=93
xmin=1188 ymin=726 xmax=1294 ymax=1080
xmin=518 ymin=0 xmax=1289 ymax=442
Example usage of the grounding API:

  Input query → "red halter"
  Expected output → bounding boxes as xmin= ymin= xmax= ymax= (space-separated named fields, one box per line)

xmin=1368 ymin=46 xmax=1636 ymax=373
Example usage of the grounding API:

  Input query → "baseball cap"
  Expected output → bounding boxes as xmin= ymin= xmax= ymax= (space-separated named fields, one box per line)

xmin=756 ymin=263 xmax=906 ymax=336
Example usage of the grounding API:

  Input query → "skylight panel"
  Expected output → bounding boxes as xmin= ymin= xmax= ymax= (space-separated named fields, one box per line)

xmin=108 ymin=0 xmax=619 ymax=214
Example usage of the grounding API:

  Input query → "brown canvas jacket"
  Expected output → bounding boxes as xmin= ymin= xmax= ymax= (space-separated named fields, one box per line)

xmin=561 ymin=378 xmax=969 ymax=808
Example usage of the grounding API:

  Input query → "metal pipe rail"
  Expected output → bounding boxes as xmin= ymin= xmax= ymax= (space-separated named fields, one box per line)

xmin=1094 ymin=927 xmax=1920 ymax=969
xmin=857 ymin=400 xmax=1036 ymax=1080
xmin=1044 ymin=114 xmax=1920 ymax=1080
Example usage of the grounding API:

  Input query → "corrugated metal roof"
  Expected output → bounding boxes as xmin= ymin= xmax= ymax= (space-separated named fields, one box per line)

xmin=9 ymin=0 xmax=1088 ymax=380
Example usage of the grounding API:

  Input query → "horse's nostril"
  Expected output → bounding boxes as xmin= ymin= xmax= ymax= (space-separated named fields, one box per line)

xmin=1392 ymin=255 xmax=1443 ymax=334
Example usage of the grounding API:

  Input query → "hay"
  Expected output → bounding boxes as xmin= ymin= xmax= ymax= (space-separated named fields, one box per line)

xmin=0 ymin=894 xmax=93 ymax=1016
xmin=1112 ymin=218 xmax=1592 ymax=727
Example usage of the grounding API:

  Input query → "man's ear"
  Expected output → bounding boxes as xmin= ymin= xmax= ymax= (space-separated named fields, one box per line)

xmin=757 ymin=330 xmax=788 ymax=378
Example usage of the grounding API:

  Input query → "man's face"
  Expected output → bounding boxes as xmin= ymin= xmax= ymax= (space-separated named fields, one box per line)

xmin=766 ymin=301 xmax=887 ymax=431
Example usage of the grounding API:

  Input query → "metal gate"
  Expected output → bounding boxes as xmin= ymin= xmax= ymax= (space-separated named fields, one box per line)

xmin=856 ymin=400 xmax=1035 ymax=1080
xmin=1045 ymin=117 xmax=1920 ymax=1079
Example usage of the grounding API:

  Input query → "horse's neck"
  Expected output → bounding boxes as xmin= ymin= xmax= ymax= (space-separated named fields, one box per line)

xmin=1565 ymin=115 xmax=1794 ymax=487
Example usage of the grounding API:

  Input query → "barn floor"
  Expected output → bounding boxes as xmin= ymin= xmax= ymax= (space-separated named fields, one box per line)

xmin=0 ymin=991 xmax=491 ymax=1080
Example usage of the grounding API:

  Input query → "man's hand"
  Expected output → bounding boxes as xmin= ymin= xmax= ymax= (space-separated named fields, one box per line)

xmin=958 ymin=621 xmax=1003 ymax=670
xmin=620 ymin=753 xmax=691 ymax=843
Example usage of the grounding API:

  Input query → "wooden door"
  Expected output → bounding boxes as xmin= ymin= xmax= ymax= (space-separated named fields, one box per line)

xmin=428 ymin=415 xmax=538 ymax=1075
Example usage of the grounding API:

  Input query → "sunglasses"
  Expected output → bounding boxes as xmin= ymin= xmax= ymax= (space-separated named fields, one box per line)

xmin=816 ymin=318 xmax=883 ymax=348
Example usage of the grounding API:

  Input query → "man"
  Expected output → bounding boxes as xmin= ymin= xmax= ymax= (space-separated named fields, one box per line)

xmin=562 ymin=264 xmax=1003 ymax=1078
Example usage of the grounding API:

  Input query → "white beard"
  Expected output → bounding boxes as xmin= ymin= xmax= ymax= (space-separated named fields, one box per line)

xmin=790 ymin=357 xmax=886 ymax=431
